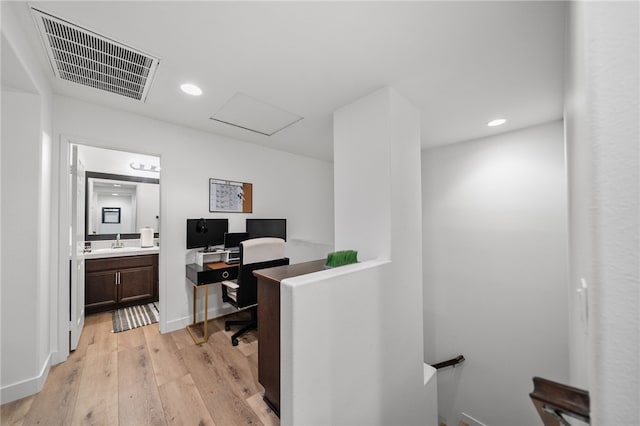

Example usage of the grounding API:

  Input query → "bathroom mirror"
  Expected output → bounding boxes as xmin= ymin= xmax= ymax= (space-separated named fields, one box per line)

xmin=85 ymin=172 xmax=159 ymax=240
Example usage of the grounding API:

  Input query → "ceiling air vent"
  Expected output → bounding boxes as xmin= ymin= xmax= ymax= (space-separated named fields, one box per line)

xmin=31 ymin=7 xmax=160 ymax=102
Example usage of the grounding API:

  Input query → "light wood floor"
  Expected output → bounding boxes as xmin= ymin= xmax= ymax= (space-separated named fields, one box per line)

xmin=1 ymin=311 xmax=279 ymax=426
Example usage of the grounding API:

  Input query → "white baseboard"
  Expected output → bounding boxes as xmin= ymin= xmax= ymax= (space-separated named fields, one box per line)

xmin=51 ymin=348 xmax=67 ymax=365
xmin=0 ymin=353 xmax=52 ymax=404
xmin=162 ymin=304 xmax=238 ymax=334
xmin=461 ymin=412 xmax=488 ymax=426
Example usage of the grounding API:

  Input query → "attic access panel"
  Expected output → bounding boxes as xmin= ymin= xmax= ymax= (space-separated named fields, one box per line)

xmin=210 ymin=92 xmax=303 ymax=136
xmin=31 ymin=7 xmax=160 ymax=102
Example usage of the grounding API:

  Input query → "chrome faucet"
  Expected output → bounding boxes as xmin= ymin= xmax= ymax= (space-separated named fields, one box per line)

xmin=112 ymin=233 xmax=124 ymax=248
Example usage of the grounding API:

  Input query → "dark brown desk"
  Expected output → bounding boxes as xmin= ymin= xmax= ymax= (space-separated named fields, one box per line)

xmin=253 ymin=259 xmax=326 ymax=416
xmin=185 ymin=261 xmax=238 ymax=344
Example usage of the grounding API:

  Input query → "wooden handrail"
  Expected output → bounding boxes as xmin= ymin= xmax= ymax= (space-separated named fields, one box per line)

xmin=530 ymin=377 xmax=590 ymax=425
xmin=430 ymin=355 xmax=465 ymax=370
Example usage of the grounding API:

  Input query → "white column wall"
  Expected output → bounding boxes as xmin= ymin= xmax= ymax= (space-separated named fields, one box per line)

xmin=334 ymin=89 xmax=427 ymax=405
xmin=333 ymin=89 xmax=391 ymax=259
xmin=280 ymin=87 xmax=433 ymax=425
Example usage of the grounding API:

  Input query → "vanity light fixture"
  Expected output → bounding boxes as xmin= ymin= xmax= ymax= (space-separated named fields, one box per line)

xmin=180 ymin=83 xmax=202 ymax=96
xmin=487 ymin=118 xmax=507 ymax=127
xmin=130 ymin=162 xmax=161 ymax=173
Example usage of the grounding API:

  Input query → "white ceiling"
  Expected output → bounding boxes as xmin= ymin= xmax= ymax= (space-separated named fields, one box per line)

xmin=9 ymin=1 xmax=566 ymax=162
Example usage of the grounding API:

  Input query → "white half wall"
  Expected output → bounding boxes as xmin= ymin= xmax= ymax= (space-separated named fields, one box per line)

xmin=53 ymin=95 xmax=334 ymax=336
xmin=422 ymin=120 xmax=570 ymax=426
xmin=281 ymin=260 xmax=390 ymax=425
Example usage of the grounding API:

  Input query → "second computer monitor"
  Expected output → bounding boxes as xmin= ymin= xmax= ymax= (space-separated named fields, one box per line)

xmin=224 ymin=232 xmax=250 ymax=250
xmin=246 ymin=218 xmax=286 ymax=241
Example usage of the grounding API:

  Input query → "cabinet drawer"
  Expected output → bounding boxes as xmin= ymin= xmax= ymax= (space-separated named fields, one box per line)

xmin=187 ymin=264 xmax=238 ymax=285
xmin=86 ymin=254 xmax=156 ymax=272
xmin=205 ymin=266 xmax=238 ymax=284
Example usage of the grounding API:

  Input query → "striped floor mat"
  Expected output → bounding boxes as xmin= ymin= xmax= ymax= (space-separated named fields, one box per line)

xmin=112 ymin=302 xmax=159 ymax=333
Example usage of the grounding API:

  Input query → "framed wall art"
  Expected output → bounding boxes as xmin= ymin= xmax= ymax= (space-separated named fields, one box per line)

xmin=209 ymin=178 xmax=253 ymax=213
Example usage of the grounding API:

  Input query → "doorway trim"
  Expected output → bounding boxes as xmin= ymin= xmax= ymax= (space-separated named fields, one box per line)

xmin=54 ymin=135 xmax=163 ymax=364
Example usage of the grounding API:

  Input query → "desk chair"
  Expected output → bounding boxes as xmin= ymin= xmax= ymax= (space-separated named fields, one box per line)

xmin=221 ymin=237 xmax=289 ymax=346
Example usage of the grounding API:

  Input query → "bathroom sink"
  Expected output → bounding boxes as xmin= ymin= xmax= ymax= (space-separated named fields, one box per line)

xmin=82 ymin=245 xmax=159 ymax=259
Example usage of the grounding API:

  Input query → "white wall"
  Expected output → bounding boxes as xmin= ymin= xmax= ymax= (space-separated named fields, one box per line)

xmin=53 ymin=95 xmax=334 ymax=334
xmin=1 ymin=90 xmax=41 ymax=397
xmin=280 ymin=88 xmax=434 ymax=425
xmin=1 ymin=1 xmax=55 ymax=403
xmin=564 ymin=0 xmax=591 ymax=391
xmin=566 ymin=2 xmax=640 ymax=423
xmin=79 ymin=144 xmax=161 ymax=180
xmin=422 ymin=120 xmax=569 ymax=426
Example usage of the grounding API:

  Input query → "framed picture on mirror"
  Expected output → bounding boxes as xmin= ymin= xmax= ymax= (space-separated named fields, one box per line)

xmin=102 ymin=207 xmax=121 ymax=224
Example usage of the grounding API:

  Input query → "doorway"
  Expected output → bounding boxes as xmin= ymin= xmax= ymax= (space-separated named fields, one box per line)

xmin=66 ymin=143 xmax=161 ymax=351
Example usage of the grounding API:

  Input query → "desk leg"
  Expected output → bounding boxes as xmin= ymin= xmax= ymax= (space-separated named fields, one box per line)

xmin=186 ymin=284 xmax=210 ymax=345
xmin=192 ymin=284 xmax=197 ymax=325
xmin=203 ymin=288 xmax=208 ymax=340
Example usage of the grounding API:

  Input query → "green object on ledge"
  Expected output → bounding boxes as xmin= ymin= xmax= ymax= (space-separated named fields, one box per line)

xmin=326 ymin=250 xmax=358 ymax=267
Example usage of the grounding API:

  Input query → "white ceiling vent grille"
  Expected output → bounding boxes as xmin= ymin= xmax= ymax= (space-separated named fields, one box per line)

xmin=31 ymin=7 xmax=160 ymax=102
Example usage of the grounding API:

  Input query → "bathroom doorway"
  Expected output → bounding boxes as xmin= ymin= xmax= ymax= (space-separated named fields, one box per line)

xmin=67 ymin=143 xmax=161 ymax=348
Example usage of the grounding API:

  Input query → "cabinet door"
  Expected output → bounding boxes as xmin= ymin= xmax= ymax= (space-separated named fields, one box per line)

xmin=85 ymin=270 xmax=118 ymax=313
xmin=118 ymin=266 xmax=154 ymax=306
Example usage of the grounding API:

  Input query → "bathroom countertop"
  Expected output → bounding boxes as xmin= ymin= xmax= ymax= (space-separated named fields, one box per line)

xmin=81 ymin=246 xmax=159 ymax=260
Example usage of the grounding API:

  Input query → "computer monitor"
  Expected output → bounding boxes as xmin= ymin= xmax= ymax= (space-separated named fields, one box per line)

xmin=186 ymin=218 xmax=228 ymax=250
xmin=245 ymin=218 xmax=286 ymax=241
xmin=224 ymin=232 xmax=250 ymax=250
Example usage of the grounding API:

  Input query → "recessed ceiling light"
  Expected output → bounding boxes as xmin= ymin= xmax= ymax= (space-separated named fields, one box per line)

xmin=488 ymin=118 xmax=507 ymax=127
xmin=112 ymin=193 xmax=119 ymax=196
xmin=180 ymin=83 xmax=202 ymax=96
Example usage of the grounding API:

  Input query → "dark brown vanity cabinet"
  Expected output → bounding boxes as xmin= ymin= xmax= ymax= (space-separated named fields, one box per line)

xmin=85 ymin=254 xmax=158 ymax=314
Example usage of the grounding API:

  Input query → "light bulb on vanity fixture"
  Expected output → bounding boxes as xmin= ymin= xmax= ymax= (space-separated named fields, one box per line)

xmin=130 ymin=162 xmax=161 ymax=173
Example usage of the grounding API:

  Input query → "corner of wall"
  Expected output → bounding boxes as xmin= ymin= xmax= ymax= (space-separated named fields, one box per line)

xmin=0 ymin=353 xmax=52 ymax=405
